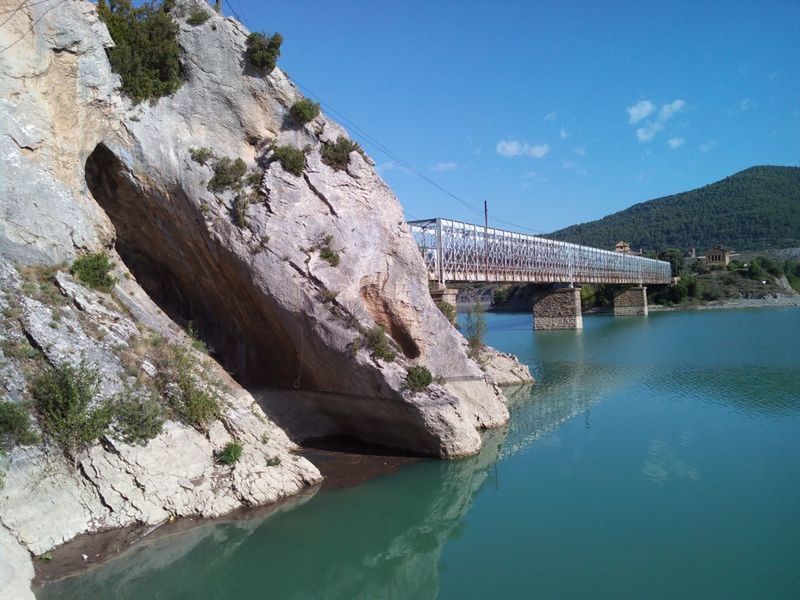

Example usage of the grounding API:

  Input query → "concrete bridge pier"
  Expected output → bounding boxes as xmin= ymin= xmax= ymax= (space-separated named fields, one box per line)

xmin=613 ymin=285 xmax=648 ymax=317
xmin=532 ymin=285 xmax=583 ymax=330
xmin=430 ymin=284 xmax=458 ymax=307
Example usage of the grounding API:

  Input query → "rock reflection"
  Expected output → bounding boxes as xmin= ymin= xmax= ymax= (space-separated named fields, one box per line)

xmin=36 ymin=430 xmax=507 ymax=600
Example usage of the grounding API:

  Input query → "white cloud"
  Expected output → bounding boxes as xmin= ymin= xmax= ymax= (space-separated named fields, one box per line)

xmin=522 ymin=170 xmax=539 ymax=179
xmin=627 ymin=100 xmax=655 ymax=124
xmin=375 ymin=161 xmax=398 ymax=175
xmin=574 ymin=147 xmax=586 ymax=156
xmin=667 ymin=137 xmax=685 ymax=149
xmin=699 ymin=139 xmax=718 ymax=152
xmin=430 ymin=161 xmax=458 ymax=172
xmin=636 ymin=122 xmax=662 ymax=142
xmin=559 ymin=128 xmax=569 ymax=140
xmin=562 ymin=160 xmax=577 ymax=169
xmin=544 ymin=112 xmax=557 ymax=122
xmin=629 ymin=98 xmax=686 ymax=142
xmin=659 ymin=99 xmax=686 ymax=120
xmin=496 ymin=140 xmax=550 ymax=158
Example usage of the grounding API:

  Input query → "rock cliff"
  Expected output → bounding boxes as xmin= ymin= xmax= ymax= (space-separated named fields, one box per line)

xmin=0 ymin=0 xmax=520 ymax=594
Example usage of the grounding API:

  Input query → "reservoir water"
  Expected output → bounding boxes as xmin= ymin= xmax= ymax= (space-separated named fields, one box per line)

xmin=36 ymin=308 xmax=800 ymax=599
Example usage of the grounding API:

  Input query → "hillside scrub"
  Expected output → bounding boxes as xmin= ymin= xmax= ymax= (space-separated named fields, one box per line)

xmin=321 ymin=136 xmax=365 ymax=171
xmin=186 ymin=6 xmax=210 ymax=25
xmin=0 ymin=401 xmax=38 ymax=447
xmin=71 ymin=253 xmax=116 ymax=292
xmin=289 ymin=99 xmax=320 ymax=124
xmin=97 ymin=0 xmax=182 ymax=103
xmin=31 ymin=360 xmax=112 ymax=460
xmin=464 ymin=302 xmax=486 ymax=358
xmin=113 ymin=387 xmax=164 ymax=445
xmin=404 ymin=366 xmax=432 ymax=392
xmin=272 ymin=145 xmax=305 ymax=177
xmin=246 ymin=32 xmax=283 ymax=73
xmin=208 ymin=157 xmax=247 ymax=192
xmin=548 ymin=166 xmax=800 ymax=252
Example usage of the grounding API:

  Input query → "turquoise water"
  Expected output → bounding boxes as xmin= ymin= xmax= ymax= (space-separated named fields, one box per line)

xmin=37 ymin=308 xmax=800 ymax=599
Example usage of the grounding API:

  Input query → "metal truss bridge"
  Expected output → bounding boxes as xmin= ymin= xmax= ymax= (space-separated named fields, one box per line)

xmin=408 ymin=218 xmax=672 ymax=286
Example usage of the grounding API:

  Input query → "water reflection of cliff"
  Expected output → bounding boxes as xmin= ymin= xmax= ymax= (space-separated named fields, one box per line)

xmin=36 ymin=430 xmax=507 ymax=600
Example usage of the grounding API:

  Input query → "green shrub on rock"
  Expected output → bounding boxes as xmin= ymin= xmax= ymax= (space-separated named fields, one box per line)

xmin=216 ymin=441 xmax=243 ymax=465
xmin=208 ymin=157 xmax=247 ymax=192
xmin=190 ymin=147 xmax=214 ymax=165
xmin=321 ymin=136 xmax=365 ymax=171
xmin=113 ymin=387 xmax=164 ymax=445
xmin=404 ymin=366 xmax=432 ymax=392
xmin=364 ymin=326 xmax=396 ymax=362
xmin=272 ymin=145 xmax=305 ymax=177
xmin=246 ymin=32 xmax=283 ymax=73
xmin=186 ymin=6 xmax=210 ymax=25
xmin=435 ymin=300 xmax=457 ymax=326
xmin=0 ymin=401 xmax=38 ymax=447
xmin=289 ymin=99 xmax=320 ymax=125
xmin=97 ymin=0 xmax=182 ymax=103
xmin=71 ymin=253 xmax=116 ymax=292
xmin=32 ymin=359 xmax=112 ymax=459
xmin=159 ymin=344 xmax=221 ymax=431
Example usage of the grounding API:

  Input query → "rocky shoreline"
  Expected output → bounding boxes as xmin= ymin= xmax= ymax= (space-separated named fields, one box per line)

xmin=648 ymin=293 xmax=800 ymax=312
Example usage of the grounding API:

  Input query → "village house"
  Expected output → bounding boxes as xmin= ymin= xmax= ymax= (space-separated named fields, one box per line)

xmin=704 ymin=245 xmax=732 ymax=266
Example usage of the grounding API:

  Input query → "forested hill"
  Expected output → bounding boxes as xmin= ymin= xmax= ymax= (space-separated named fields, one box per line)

xmin=547 ymin=166 xmax=800 ymax=252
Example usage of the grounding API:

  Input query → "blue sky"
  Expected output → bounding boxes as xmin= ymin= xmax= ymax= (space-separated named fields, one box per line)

xmin=229 ymin=0 xmax=799 ymax=233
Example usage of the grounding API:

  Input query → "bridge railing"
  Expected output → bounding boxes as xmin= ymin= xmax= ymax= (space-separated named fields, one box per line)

xmin=407 ymin=218 xmax=672 ymax=285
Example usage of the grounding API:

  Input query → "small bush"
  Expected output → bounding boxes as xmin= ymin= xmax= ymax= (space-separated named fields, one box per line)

xmin=113 ymin=387 xmax=164 ymax=445
xmin=32 ymin=359 xmax=112 ymax=459
xmin=216 ymin=441 xmax=243 ymax=465
xmin=435 ymin=300 xmax=457 ymax=326
xmin=160 ymin=344 xmax=220 ymax=430
xmin=321 ymin=136 xmax=365 ymax=171
xmin=316 ymin=234 xmax=339 ymax=267
xmin=244 ymin=169 xmax=263 ymax=188
xmin=0 ymin=401 xmax=38 ymax=447
xmin=190 ymin=147 xmax=214 ymax=165
xmin=97 ymin=0 xmax=182 ymax=103
xmin=232 ymin=194 xmax=250 ymax=228
xmin=246 ymin=32 xmax=283 ymax=73
xmin=208 ymin=157 xmax=247 ymax=192
xmin=186 ymin=6 xmax=210 ymax=25
xmin=272 ymin=145 xmax=305 ymax=177
xmin=1 ymin=337 xmax=40 ymax=360
xmin=71 ymin=253 xmax=116 ymax=292
xmin=289 ymin=99 xmax=320 ymax=125
xmin=266 ymin=455 xmax=281 ymax=467
xmin=464 ymin=302 xmax=486 ymax=359
xmin=364 ymin=326 xmax=396 ymax=362
xmin=404 ymin=365 xmax=432 ymax=392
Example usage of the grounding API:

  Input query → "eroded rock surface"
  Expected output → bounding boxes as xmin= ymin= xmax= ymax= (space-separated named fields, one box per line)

xmin=480 ymin=347 xmax=535 ymax=386
xmin=0 ymin=0 xmax=524 ymax=592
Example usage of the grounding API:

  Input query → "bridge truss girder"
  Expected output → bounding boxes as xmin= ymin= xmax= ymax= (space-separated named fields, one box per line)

xmin=408 ymin=218 xmax=672 ymax=286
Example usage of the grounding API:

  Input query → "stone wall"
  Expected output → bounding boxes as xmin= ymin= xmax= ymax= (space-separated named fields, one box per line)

xmin=531 ymin=287 xmax=583 ymax=330
xmin=613 ymin=286 xmax=648 ymax=316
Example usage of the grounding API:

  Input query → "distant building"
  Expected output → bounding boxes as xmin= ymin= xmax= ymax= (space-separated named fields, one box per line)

xmin=704 ymin=245 xmax=732 ymax=266
xmin=614 ymin=241 xmax=643 ymax=256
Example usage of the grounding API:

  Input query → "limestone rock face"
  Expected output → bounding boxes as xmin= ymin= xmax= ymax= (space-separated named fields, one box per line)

xmin=0 ymin=0 xmax=518 ymax=584
xmin=0 ymin=259 xmax=320 ymax=557
xmin=480 ymin=347 xmax=535 ymax=386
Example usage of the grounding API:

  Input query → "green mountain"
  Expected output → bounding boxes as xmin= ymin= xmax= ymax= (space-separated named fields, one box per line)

xmin=548 ymin=166 xmax=800 ymax=252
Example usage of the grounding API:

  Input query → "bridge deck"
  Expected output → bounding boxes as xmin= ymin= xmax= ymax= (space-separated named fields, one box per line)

xmin=408 ymin=218 xmax=671 ymax=285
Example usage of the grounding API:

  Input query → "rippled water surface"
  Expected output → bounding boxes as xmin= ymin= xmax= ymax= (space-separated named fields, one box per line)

xmin=37 ymin=308 xmax=800 ymax=599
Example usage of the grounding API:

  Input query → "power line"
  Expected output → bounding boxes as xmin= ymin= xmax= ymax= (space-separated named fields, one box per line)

xmin=0 ymin=0 xmax=66 ymax=55
xmin=291 ymin=79 xmax=546 ymax=235
xmin=0 ymin=0 xmax=53 ymax=17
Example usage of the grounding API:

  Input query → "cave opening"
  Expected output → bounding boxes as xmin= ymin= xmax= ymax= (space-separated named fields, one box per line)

xmin=83 ymin=143 xmax=306 ymax=389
